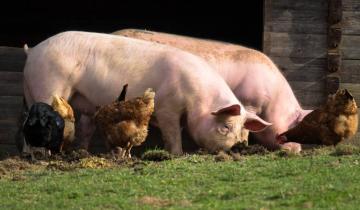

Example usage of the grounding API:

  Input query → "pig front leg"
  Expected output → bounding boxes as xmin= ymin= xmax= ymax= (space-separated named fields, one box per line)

xmin=77 ymin=114 xmax=96 ymax=150
xmin=156 ymin=110 xmax=183 ymax=155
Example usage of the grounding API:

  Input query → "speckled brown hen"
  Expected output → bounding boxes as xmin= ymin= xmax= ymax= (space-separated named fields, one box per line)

xmin=278 ymin=89 xmax=358 ymax=145
xmin=94 ymin=85 xmax=155 ymax=158
xmin=51 ymin=95 xmax=76 ymax=151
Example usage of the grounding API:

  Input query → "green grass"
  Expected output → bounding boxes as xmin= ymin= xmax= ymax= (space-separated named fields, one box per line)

xmin=1 ymin=147 xmax=360 ymax=210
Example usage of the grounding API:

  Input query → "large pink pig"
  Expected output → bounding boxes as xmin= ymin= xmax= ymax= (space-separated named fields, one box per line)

xmin=114 ymin=29 xmax=313 ymax=150
xmin=23 ymin=31 xmax=271 ymax=155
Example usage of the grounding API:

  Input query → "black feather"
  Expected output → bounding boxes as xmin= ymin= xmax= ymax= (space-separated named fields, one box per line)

xmin=117 ymin=84 xmax=128 ymax=102
xmin=22 ymin=102 xmax=65 ymax=153
xmin=344 ymin=89 xmax=354 ymax=100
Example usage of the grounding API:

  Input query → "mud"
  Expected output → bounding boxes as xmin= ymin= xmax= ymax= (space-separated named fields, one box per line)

xmin=0 ymin=156 xmax=39 ymax=179
xmin=230 ymin=143 xmax=269 ymax=155
xmin=0 ymin=149 xmax=144 ymax=178
xmin=214 ymin=144 xmax=270 ymax=161
xmin=141 ymin=150 xmax=172 ymax=161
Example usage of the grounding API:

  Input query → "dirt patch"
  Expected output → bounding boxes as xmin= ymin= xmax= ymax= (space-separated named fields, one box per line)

xmin=137 ymin=196 xmax=172 ymax=207
xmin=213 ymin=144 xmax=270 ymax=161
xmin=46 ymin=150 xmax=140 ymax=171
xmin=0 ymin=156 xmax=39 ymax=179
xmin=137 ymin=196 xmax=191 ymax=208
xmin=332 ymin=144 xmax=360 ymax=156
xmin=46 ymin=156 xmax=117 ymax=171
xmin=141 ymin=149 xmax=172 ymax=161
xmin=51 ymin=149 xmax=91 ymax=162
xmin=79 ymin=157 xmax=113 ymax=168
xmin=0 ymin=149 xmax=142 ymax=176
xmin=230 ymin=144 xmax=269 ymax=156
xmin=215 ymin=151 xmax=233 ymax=162
xmin=230 ymin=143 xmax=269 ymax=155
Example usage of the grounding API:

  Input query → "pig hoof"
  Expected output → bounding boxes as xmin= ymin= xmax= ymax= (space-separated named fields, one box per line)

xmin=280 ymin=142 xmax=301 ymax=154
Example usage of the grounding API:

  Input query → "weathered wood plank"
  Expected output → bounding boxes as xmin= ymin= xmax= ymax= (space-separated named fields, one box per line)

xmin=296 ymin=92 xmax=325 ymax=107
xmin=0 ymin=118 xmax=19 ymax=126
xmin=0 ymin=144 xmax=20 ymax=156
xmin=263 ymin=32 xmax=327 ymax=58
xmin=264 ymin=9 xmax=327 ymax=34
xmin=0 ymin=72 xmax=23 ymax=84
xmin=0 ymin=72 xmax=23 ymax=96
xmin=0 ymin=127 xmax=19 ymax=144
xmin=265 ymin=20 xmax=327 ymax=35
xmin=270 ymin=56 xmax=327 ymax=81
xmin=343 ymin=11 xmax=360 ymax=35
xmin=342 ymin=35 xmax=360 ymax=59
xmin=0 ymin=84 xmax=23 ymax=96
xmin=289 ymin=81 xmax=325 ymax=92
xmin=0 ymin=96 xmax=23 ymax=105
xmin=340 ymin=59 xmax=360 ymax=83
xmin=289 ymin=81 xmax=326 ymax=107
xmin=265 ymin=34 xmax=360 ymax=60
xmin=0 ymin=47 xmax=26 ymax=72
xmin=0 ymin=96 xmax=23 ymax=120
xmin=265 ymin=2 xmax=360 ymax=35
xmin=343 ymin=0 xmax=360 ymax=11
xmin=0 ymin=107 xmax=23 ymax=119
xmin=269 ymin=0 xmax=327 ymax=11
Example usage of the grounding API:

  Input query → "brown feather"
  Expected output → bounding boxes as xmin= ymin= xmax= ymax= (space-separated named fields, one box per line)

xmin=94 ymin=88 xmax=155 ymax=157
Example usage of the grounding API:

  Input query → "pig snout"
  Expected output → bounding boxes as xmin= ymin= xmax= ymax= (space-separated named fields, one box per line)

xmin=195 ymin=104 xmax=271 ymax=153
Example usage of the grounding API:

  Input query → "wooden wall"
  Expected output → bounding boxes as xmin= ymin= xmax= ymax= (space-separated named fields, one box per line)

xmin=340 ymin=0 xmax=360 ymax=106
xmin=263 ymin=0 xmax=360 ymax=142
xmin=0 ymin=47 xmax=25 ymax=155
xmin=263 ymin=0 xmax=328 ymax=109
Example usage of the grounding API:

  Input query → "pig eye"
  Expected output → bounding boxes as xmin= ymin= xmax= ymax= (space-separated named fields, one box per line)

xmin=219 ymin=124 xmax=231 ymax=134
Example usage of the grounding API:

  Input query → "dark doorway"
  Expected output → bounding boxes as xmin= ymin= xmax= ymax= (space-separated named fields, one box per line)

xmin=0 ymin=0 xmax=263 ymax=49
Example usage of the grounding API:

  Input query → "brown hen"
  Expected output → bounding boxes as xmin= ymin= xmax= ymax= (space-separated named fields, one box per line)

xmin=94 ymin=85 xmax=155 ymax=158
xmin=278 ymin=89 xmax=358 ymax=145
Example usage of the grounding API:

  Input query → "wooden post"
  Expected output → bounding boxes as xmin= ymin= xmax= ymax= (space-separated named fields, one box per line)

xmin=326 ymin=0 xmax=342 ymax=95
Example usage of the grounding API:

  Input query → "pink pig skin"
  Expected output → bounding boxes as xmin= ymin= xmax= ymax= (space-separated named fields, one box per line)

xmin=114 ymin=29 xmax=313 ymax=150
xmin=23 ymin=31 xmax=270 ymax=155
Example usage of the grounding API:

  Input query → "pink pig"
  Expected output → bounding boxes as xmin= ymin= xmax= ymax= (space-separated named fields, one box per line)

xmin=114 ymin=29 xmax=314 ymax=151
xmin=23 ymin=31 xmax=271 ymax=155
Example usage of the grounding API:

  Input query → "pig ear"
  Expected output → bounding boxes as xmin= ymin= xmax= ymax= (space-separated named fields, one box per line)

xmin=211 ymin=104 xmax=241 ymax=116
xmin=244 ymin=112 xmax=272 ymax=132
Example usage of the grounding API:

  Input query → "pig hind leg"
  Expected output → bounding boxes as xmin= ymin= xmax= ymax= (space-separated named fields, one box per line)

xmin=76 ymin=115 xmax=96 ymax=150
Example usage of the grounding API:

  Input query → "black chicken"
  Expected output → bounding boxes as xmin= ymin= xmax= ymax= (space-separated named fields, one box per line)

xmin=23 ymin=102 xmax=65 ymax=154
